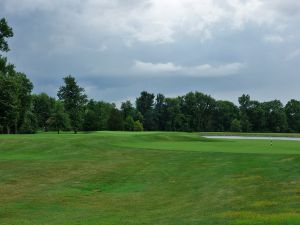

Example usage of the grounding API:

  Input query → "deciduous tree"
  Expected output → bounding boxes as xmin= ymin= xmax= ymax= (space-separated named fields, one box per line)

xmin=57 ymin=75 xmax=87 ymax=133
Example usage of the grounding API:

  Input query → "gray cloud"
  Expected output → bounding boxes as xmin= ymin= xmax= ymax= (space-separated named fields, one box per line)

xmin=0 ymin=0 xmax=300 ymax=104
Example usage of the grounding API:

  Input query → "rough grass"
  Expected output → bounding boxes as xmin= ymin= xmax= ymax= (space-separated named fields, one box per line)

xmin=1 ymin=132 xmax=300 ymax=224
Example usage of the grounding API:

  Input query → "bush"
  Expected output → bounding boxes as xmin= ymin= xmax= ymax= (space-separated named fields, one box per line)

xmin=124 ymin=116 xmax=135 ymax=131
xmin=134 ymin=120 xmax=144 ymax=131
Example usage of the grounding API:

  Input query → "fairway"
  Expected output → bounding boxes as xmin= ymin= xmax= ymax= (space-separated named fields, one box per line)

xmin=1 ymin=132 xmax=300 ymax=225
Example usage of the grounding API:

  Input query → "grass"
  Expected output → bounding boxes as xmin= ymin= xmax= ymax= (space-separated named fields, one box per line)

xmin=1 ymin=131 xmax=300 ymax=224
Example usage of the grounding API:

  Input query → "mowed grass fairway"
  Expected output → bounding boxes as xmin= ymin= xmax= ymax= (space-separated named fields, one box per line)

xmin=1 ymin=132 xmax=300 ymax=225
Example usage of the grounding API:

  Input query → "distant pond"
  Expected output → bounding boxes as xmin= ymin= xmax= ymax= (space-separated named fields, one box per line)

xmin=203 ymin=136 xmax=300 ymax=141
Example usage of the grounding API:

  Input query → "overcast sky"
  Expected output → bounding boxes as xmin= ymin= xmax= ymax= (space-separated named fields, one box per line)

xmin=1 ymin=0 xmax=300 ymax=105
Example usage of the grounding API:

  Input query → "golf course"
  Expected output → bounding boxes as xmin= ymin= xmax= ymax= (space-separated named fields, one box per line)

xmin=1 ymin=132 xmax=300 ymax=225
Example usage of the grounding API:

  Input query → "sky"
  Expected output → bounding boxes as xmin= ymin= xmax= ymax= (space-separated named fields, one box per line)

xmin=1 ymin=0 xmax=300 ymax=105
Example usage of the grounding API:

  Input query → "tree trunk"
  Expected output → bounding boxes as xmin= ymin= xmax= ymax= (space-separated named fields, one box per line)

xmin=57 ymin=129 xmax=60 ymax=134
xmin=7 ymin=126 xmax=10 ymax=134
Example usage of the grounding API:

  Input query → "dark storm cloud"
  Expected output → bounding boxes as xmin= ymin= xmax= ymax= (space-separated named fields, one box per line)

xmin=1 ymin=0 xmax=300 ymax=104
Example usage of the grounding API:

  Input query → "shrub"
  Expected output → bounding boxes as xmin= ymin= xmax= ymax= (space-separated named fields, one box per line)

xmin=134 ymin=120 xmax=144 ymax=131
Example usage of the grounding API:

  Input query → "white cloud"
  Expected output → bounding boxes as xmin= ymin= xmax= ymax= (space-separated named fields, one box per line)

xmin=133 ymin=61 xmax=182 ymax=73
xmin=226 ymin=0 xmax=270 ymax=28
xmin=286 ymin=49 xmax=300 ymax=61
xmin=263 ymin=35 xmax=284 ymax=44
xmin=133 ymin=60 xmax=245 ymax=77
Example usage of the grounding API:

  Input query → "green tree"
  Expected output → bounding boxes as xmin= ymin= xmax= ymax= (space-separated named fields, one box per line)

xmin=121 ymin=101 xmax=134 ymax=119
xmin=107 ymin=108 xmax=123 ymax=131
xmin=124 ymin=116 xmax=135 ymax=131
xmin=263 ymin=100 xmax=287 ymax=132
xmin=97 ymin=102 xmax=116 ymax=130
xmin=47 ymin=101 xmax=70 ymax=134
xmin=0 ymin=20 xmax=16 ymax=134
xmin=134 ymin=120 xmax=144 ymax=131
xmin=136 ymin=91 xmax=156 ymax=130
xmin=181 ymin=92 xmax=216 ymax=131
xmin=83 ymin=100 xmax=100 ymax=131
xmin=0 ymin=19 xmax=33 ymax=134
xmin=32 ymin=93 xmax=56 ymax=131
xmin=0 ymin=62 xmax=33 ymax=134
xmin=247 ymin=101 xmax=266 ymax=132
xmin=14 ymin=72 xmax=33 ymax=133
xmin=0 ymin=18 xmax=14 ymax=52
xmin=0 ymin=71 xmax=18 ymax=134
xmin=214 ymin=101 xmax=239 ymax=132
xmin=238 ymin=94 xmax=252 ymax=132
xmin=82 ymin=100 xmax=116 ymax=131
xmin=164 ymin=97 xmax=182 ymax=131
xmin=285 ymin=99 xmax=300 ymax=132
xmin=83 ymin=110 xmax=98 ymax=131
xmin=230 ymin=119 xmax=241 ymax=132
xmin=154 ymin=94 xmax=166 ymax=130
xmin=57 ymin=75 xmax=87 ymax=133
xmin=19 ymin=110 xmax=37 ymax=134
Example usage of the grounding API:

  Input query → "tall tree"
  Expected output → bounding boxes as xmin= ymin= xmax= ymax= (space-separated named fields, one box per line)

xmin=14 ymin=72 xmax=34 ymax=133
xmin=285 ymin=99 xmax=300 ymax=132
xmin=19 ymin=108 xmax=38 ymax=134
xmin=263 ymin=100 xmax=287 ymax=132
xmin=0 ymin=19 xmax=15 ymax=133
xmin=247 ymin=100 xmax=266 ymax=132
xmin=32 ymin=93 xmax=56 ymax=131
xmin=136 ymin=91 xmax=156 ymax=130
xmin=57 ymin=75 xmax=87 ymax=134
xmin=238 ymin=94 xmax=252 ymax=132
xmin=47 ymin=101 xmax=70 ymax=134
xmin=0 ymin=60 xmax=33 ymax=134
xmin=214 ymin=101 xmax=239 ymax=132
xmin=164 ymin=97 xmax=184 ymax=131
xmin=82 ymin=100 xmax=116 ymax=131
xmin=83 ymin=100 xmax=100 ymax=131
xmin=121 ymin=101 xmax=135 ymax=119
xmin=107 ymin=108 xmax=123 ymax=131
xmin=0 ymin=71 xmax=18 ymax=133
xmin=181 ymin=92 xmax=216 ymax=131
xmin=154 ymin=94 xmax=166 ymax=130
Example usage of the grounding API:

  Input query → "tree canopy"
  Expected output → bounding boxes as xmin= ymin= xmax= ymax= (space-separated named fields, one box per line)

xmin=57 ymin=75 xmax=88 ymax=133
xmin=0 ymin=19 xmax=33 ymax=134
xmin=0 ymin=18 xmax=14 ymax=52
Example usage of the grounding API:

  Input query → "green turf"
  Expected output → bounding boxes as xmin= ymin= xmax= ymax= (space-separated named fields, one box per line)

xmin=1 ymin=132 xmax=300 ymax=225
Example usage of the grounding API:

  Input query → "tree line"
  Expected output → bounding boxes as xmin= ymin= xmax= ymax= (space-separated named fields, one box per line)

xmin=1 ymin=18 xmax=300 ymax=134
